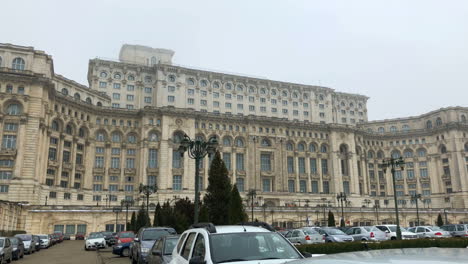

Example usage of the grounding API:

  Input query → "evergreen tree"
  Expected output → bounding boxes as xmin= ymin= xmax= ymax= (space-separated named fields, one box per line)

xmin=229 ymin=185 xmax=247 ymax=224
xmin=203 ymin=151 xmax=232 ymax=224
xmin=340 ymin=218 xmax=346 ymax=227
xmin=136 ymin=204 xmax=150 ymax=231
xmin=328 ymin=210 xmax=336 ymax=227
xmin=199 ymin=203 xmax=210 ymax=223
xmin=129 ymin=211 xmax=136 ymax=231
xmin=437 ymin=213 xmax=444 ymax=227
xmin=153 ymin=203 xmax=162 ymax=226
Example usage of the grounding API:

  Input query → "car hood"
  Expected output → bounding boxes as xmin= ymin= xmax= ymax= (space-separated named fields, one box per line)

xmin=223 ymin=259 xmax=301 ymax=264
xmin=23 ymin=241 xmax=31 ymax=247
xmin=86 ymin=238 xmax=105 ymax=243
xmin=287 ymin=248 xmax=467 ymax=264
xmin=119 ymin=238 xmax=134 ymax=243
xmin=330 ymin=235 xmax=353 ymax=240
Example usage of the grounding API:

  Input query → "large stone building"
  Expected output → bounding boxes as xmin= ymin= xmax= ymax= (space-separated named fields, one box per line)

xmin=0 ymin=43 xmax=468 ymax=234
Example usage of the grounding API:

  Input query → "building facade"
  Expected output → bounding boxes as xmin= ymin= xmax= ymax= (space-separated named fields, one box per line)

xmin=0 ymin=43 xmax=468 ymax=234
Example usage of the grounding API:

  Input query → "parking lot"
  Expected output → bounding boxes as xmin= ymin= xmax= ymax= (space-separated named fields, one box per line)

xmin=10 ymin=240 xmax=129 ymax=264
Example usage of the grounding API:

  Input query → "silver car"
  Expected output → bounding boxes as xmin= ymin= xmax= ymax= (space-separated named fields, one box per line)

xmin=312 ymin=227 xmax=354 ymax=243
xmin=0 ymin=237 xmax=13 ymax=264
xmin=411 ymin=226 xmax=451 ymax=238
xmin=345 ymin=226 xmax=388 ymax=241
xmin=285 ymin=228 xmax=324 ymax=244
xmin=441 ymin=224 xmax=468 ymax=237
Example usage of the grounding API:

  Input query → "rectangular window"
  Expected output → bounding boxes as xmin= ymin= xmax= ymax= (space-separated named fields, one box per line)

xmin=262 ymin=179 xmax=271 ymax=192
xmin=173 ymin=175 xmax=182 ymax=190
xmin=112 ymin=103 xmax=120 ymax=108
xmin=144 ymin=97 xmax=152 ymax=103
xmin=93 ymin=195 xmax=101 ymax=201
xmin=93 ymin=184 xmax=103 ymax=191
xmin=188 ymin=98 xmax=194 ymax=105
xmin=126 ymin=158 xmax=135 ymax=169
xmin=272 ymin=108 xmax=277 ymax=113
xmin=288 ymin=180 xmax=295 ymax=192
xmin=395 ymin=170 xmax=403 ymax=180
xmin=249 ymin=105 xmax=255 ymax=111
xmin=4 ymin=123 xmax=18 ymax=131
xmin=0 ymin=171 xmax=12 ymax=180
xmin=200 ymin=100 xmax=207 ymax=106
xmin=236 ymin=178 xmax=244 ymax=192
xmin=111 ymin=148 xmax=120 ymax=155
xmin=321 ymin=159 xmax=328 ymax=174
xmin=113 ymin=83 xmax=121 ymax=89
xmin=298 ymin=157 xmax=306 ymax=174
xmin=260 ymin=106 xmax=266 ymax=112
xmin=299 ymin=180 xmax=307 ymax=193
xmin=127 ymin=149 xmax=136 ymax=155
xmin=225 ymin=103 xmax=232 ymax=109
xmin=260 ymin=153 xmax=271 ymax=171
xmin=125 ymin=185 xmax=134 ymax=192
xmin=95 ymin=156 xmax=104 ymax=168
xmin=287 ymin=157 xmax=294 ymax=173
xmin=343 ymin=181 xmax=350 ymax=194
xmin=168 ymin=86 xmax=176 ymax=92
xmin=111 ymin=157 xmax=120 ymax=168
xmin=237 ymin=104 xmax=243 ymax=110
xmin=172 ymin=150 xmax=182 ymax=168
xmin=148 ymin=149 xmax=158 ymax=168
xmin=127 ymin=95 xmax=134 ymax=101
xmin=62 ymin=151 xmax=70 ymax=163
xmin=213 ymin=92 xmax=219 ymax=98
xmin=113 ymin=93 xmax=120 ymax=100
xmin=76 ymin=154 xmax=83 ymax=165
xmin=127 ymin=85 xmax=134 ymax=91
xmin=311 ymin=181 xmax=319 ymax=194
xmin=2 ymin=135 xmax=16 ymax=149
xmin=420 ymin=168 xmax=428 ymax=178
xmin=145 ymin=87 xmax=152 ymax=93
xmin=0 ymin=185 xmax=9 ymax=193
xmin=236 ymin=153 xmax=244 ymax=171
xmin=95 ymin=147 xmax=104 ymax=154
xmin=225 ymin=94 xmax=232 ymax=99
xmin=407 ymin=169 xmax=415 ymax=179
xmin=223 ymin=153 xmax=231 ymax=170
xmin=109 ymin=184 xmax=118 ymax=192
xmin=48 ymin=148 xmax=57 ymax=160
xmin=74 ymin=182 xmax=81 ymax=189
xmin=310 ymin=158 xmax=317 ymax=174
xmin=64 ymin=193 xmax=71 ymax=200
xmin=148 ymin=175 xmax=157 ymax=186
xmin=60 ymin=180 xmax=68 ymax=188
xmin=99 ymin=82 xmax=107 ymax=88
xmin=323 ymin=181 xmax=330 ymax=194
xmin=249 ymin=96 xmax=255 ymax=102
xmin=168 ymin=96 xmax=175 ymax=103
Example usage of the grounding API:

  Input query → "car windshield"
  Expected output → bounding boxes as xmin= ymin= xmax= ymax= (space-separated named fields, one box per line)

xmin=428 ymin=226 xmax=443 ymax=231
xmin=10 ymin=238 xmax=18 ymax=245
xmin=89 ymin=233 xmax=104 ymax=239
xmin=164 ymin=237 xmax=179 ymax=255
xmin=39 ymin=235 xmax=48 ymax=239
xmin=388 ymin=226 xmax=397 ymax=232
xmin=102 ymin=232 xmax=112 ymax=236
xmin=119 ymin=232 xmax=135 ymax=238
xmin=210 ymin=232 xmax=302 ymax=263
xmin=363 ymin=227 xmax=372 ymax=232
xmin=303 ymin=230 xmax=318 ymax=235
xmin=16 ymin=235 xmax=31 ymax=241
xmin=323 ymin=228 xmax=346 ymax=235
xmin=0 ymin=239 xmax=4 ymax=247
xmin=142 ymin=229 xmax=173 ymax=241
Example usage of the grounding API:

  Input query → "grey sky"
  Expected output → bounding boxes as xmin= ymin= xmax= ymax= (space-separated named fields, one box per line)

xmin=2 ymin=0 xmax=468 ymax=120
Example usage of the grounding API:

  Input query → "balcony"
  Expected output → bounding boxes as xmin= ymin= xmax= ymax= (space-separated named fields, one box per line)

xmin=0 ymin=149 xmax=17 ymax=157
xmin=146 ymin=168 xmax=159 ymax=174
xmin=48 ymin=160 xmax=59 ymax=167
xmin=62 ymin=162 xmax=73 ymax=170
xmin=108 ymin=168 xmax=121 ymax=174
xmin=93 ymin=167 xmax=105 ymax=174
xmin=75 ymin=164 xmax=85 ymax=171
xmin=124 ymin=168 xmax=136 ymax=175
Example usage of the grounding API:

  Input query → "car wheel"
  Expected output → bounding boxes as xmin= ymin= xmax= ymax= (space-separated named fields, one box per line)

xmin=122 ymin=248 xmax=129 ymax=257
xmin=391 ymin=237 xmax=396 ymax=240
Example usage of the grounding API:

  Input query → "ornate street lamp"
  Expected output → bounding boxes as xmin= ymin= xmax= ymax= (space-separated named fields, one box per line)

xmin=336 ymin=192 xmax=347 ymax=227
xmin=139 ymin=183 xmax=157 ymax=218
xmin=410 ymin=193 xmax=422 ymax=226
xmin=382 ymin=156 xmax=405 ymax=240
xmin=121 ymin=199 xmax=134 ymax=231
xmin=247 ymin=189 xmax=257 ymax=222
xmin=178 ymin=134 xmax=218 ymax=224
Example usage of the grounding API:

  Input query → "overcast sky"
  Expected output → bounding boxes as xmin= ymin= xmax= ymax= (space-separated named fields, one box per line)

xmin=2 ymin=0 xmax=467 ymax=120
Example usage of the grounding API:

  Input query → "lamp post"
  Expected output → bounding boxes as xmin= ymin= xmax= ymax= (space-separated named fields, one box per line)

xmin=382 ymin=156 xmax=405 ymax=240
xmin=363 ymin=199 xmax=371 ymax=208
xmin=178 ymin=134 xmax=218 ymax=224
xmin=411 ymin=193 xmax=422 ymax=226
xmin=113 ymin=207 xmax=122 ymax=232
xmin=121 ymin=199 xmax=134 ymax=231
xmin=139 ymin=183 xmax=157 ymax=218
xmin=373 ymin=204 xmax=380 ymax=225
xmin=45 ymin=195 xmax=48 ymax=206
xmin=336 ymin=192 xmax=347 ymax=227
xmin=247 ymin=189 xmax=257 ymax=222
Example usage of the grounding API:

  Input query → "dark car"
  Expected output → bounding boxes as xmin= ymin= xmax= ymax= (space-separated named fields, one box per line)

xmin=101 ymin=231 xmax=116 ymax=246
xmin=9 ymin=237 xmax=24 ymax=260
xmin=75 ymin=232 xmax=86 ymax=240
xmin=15 ymin=234 xmax=35 ymax=254
xmin=32 ymin=235 xmax=41 ymax=251
xmin=112 ymin=242 xmax=132 ymax=257
xmin=131 ymin=227 xmax=177 ymax=264
xmin=63 ymin=234 xmax=71 ymax=240
xmin=53 ymin=232 xmax=64 ymax=243
xmin=147 ymin=235 xmax=180 ymax=264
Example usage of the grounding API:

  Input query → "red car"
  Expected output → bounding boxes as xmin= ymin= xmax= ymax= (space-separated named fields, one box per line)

xmin=75 ymin=232 xmax=85 ymax=240
xmin=115 ymin=231 xmax=135 ymax=244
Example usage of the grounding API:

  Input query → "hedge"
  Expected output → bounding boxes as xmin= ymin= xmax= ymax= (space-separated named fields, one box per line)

xmin=297 ymin=238 xmax=468 ymax=255
xmin=0 ymin=230 xmax=26 ymax=236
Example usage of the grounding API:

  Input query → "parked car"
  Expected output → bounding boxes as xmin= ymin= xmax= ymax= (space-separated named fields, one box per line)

xmin=15 ymin=234 xmax=35 ymax=254
xmin=0 ymin=237 xmax=13 ymax=264
xmin=345 ymin=226 xmax=388 ymax=241
xmin=63 ymin=234 xmax=71 ymax=240
xmin=131 ymin=227 xmax=177 ymax=264
xmin=375 ymin=225 xmax=417 ymax=240
xmin=75 ymin=232 xmax=86 ymax=240
xmin=171 ymin=222 xmax=306 ymax=264
xmin=409 ymin=226 xmax=451 ymax=238
xmin=441 ymin=224 xmax=468 ymax=237
xmin=85 ymin=232 xmax=106 ymax=250
xmin=113 ymin=242 xmax=132 ymax=257
xmin=102 ymin=231 xmax=116 ymax=246
xmin=53 ymin=232 xmax=64 ymax=243
xmin=311 ymin=227 xmax=354 ymax=243
xmin=284 ymin=228 xmax=324 ymax=244
xmin=147 ymin=235 xmax=180 ymax=264
xmin=116 ymin=231 xmax=135 ymax=244
xmin=38 ymin=234 xmax=52 ymax=248
xmin=32 ymin=235 xmax=41 ymax=252
xmin=9 ymin=236 xmax=24 ymax=260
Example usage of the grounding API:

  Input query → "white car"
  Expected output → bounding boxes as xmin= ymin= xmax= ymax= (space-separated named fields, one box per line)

xmin=85 ymin=232 xmax=106 ymax=250
xmin=375 ymin=225 xmax=417 ymax=240
xmin=37 ymin=234 xmax=51 ymax=248
xmin=170 ymin=223 xmax=306 ymax=264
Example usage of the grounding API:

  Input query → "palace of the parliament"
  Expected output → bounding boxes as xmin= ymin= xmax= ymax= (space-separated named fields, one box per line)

xmin=1 ymin=43 xmax=467 ymax=234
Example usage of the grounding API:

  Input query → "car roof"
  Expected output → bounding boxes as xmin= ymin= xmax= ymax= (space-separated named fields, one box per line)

xmin=189 ymin=225 xmax=271 ymax=234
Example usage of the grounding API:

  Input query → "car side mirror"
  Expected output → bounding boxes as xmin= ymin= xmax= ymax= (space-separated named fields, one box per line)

xmin=385 ymin=230 xmax=390 ymax=233
xmin=152 ymin=250 xmax=162 ymax=256
xmin=134 ymin=238 xmax=139 ymax=242
xmin=302 ymin=252 xmax=313 ymax=258
xmin=189 ymin=256 xmax=206 ymax=264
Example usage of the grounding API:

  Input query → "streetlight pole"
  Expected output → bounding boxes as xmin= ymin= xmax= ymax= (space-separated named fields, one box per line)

xmin=373 ymin=204 xmax=380 ymax=225
xmin=45 ymin=195 xmax=48 ymax=206
xmin=113 ymin=207 xmax=122 ymax=232
xmin=411 ymin=194 xmax=422 ymax=226
xmin=139 ymin=184 xmax=157 ymax=220
xmin=382 ymin=156 xmax=405 ymax=240
xmin=178 ymin=134 xmax=218 ymax=224
xmin=121 ymin=199 xmax=134 ymax=231
xmin=336 ymin=192 xmax=347 ymax=227
xmin=247 ymin=189 xmax=257 ymax=222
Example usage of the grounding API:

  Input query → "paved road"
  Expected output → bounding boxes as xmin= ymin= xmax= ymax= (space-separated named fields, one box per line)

xmin=98 ymin=246 xmax=130 ymax=264
xmin=15 ymin=240 xmax=101 ymax=264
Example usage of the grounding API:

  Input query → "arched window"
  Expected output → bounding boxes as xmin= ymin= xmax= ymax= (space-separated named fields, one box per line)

xmin=168 ymin=75 xmax=176 ymax=82
xmin=235 ymin=138 xmax=244 ymax=147
xmin=151 ymin=56 xmax=157 ymax=65
xmin=391 ymin=150 xmax=401 ymax=159
xmin=12 ymin=57 xmax=25 ymax=70
xmin=390 ymin=126 xmax=397 ymax=132
xmin=145 ymin=76 xmax=152 ymax=83
xmin=236 ymin=84 xmax=244 ymax=92
xmin=173 ymin=132 xmax=185 ymax=144
xmin=114 ymin=73 xmax=121 ymax=79
xmin=85 ymin=97 xmax=92 ymax=104
xmin=297 ymin=143 xmax=305 ymax=151
xmin=187 ymin=78 xmax=195 ymax=85
xmin=367 ymin=128 xmax=373 ymax=133
xmin=225 ymin=83 xmax=232 ymax=90
xmin=149 ymin=132 xmax=159 ymax=142
xmin=292 ymin=92 xmax=298 ymax=99
xmin=97 ymin=102 xmax=102 ymax=107
xmin=127 ymin=134 xmax=137 ymax=143
xmin=286 ymin=142 xmax=294 ymax=151
xmin=112 ymin=132 xmax=121 ymax=142
xmin=282 ymin=90 xmax=288 ymax=97
xmin=96 ymin=131 xmax=106 ymax=142
xmin=271 ymin=89 xmax=277 ymax=96
xmin=249 ymin=86 xmax=255 ymax=93
xmin=303 ymin=93 xmax=308 ymax=99
xmin=320 ymin=144 xmax=328 ymax=153
xmin=426 ymin=120 xmax=433 ymax=129
xmin=377 ymin=151 xmax=384 ymax=159
xmin=128 ymin=75 xmax=135 ymax=81
xmin=261 ymin=138 xmax=271 ymax=147
xmin=404 ymin=150 xmax=413 ymax=158
xmin=260 ymin=88 xmax=266 ymax=94
xmin=402 ymin=125 xmax=410 ymax=132
xmin=309 ymin=143 xmax=317 ymax=152
xmin=213 ymin=82 xmax=220 ymax=89
xmin=51 ymin=120 xmax=60 ymax=131
xmin=367 ymin=151 xmax=374 ymax=159
xmin=200 ymin=80 xmax=208 ymax=87
xmin=417 ymin=148 xmax=427 ymax=157
xmin=223 ymin=137 xmax=232 ymax=146
xmin=100 ymin=72 xmax=107 ymax=78
xmin=61 ymin=88 xmax=69 ymax=95
xmin=6 ymin=103 xmax=22 ymax=115
xmin=78 ymin=128 xmax=85 ymax=138
xmin=340 ymin=144 xmax=348 ymax=154
xmin=65 ymin=125 xmax=73 ymax=135
xmin=378 ymin=127 xmax=385 ymax=133
xmin=440 ymin=145 xmax=447 ymax=154
xmin=436 ymin=117 xmax=443 ymax=126
xmin=74 ymin=93 xmax=80 ymax=100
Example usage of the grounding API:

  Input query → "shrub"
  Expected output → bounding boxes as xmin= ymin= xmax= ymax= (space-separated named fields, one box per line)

xmin=297 ymin=238 xmax=468 ymax=255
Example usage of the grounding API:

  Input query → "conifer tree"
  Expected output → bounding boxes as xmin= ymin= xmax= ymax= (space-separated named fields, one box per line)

xmin=229 ymin=185 xmax=247 ymax=224
xmin=437 ymin=213 xmax=444 ymax=227
xmin=129 ymin=211 xmax=136 ymax=231
xmin=153 ymin=202 xmax=162 ymax=226
xmin=203 ymin=151 xmax=232 ymax=224
xmin=136 ymin=204 xmax=150 ymax=231
xmin=328 ymin=210 xmax=336 ymax=227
